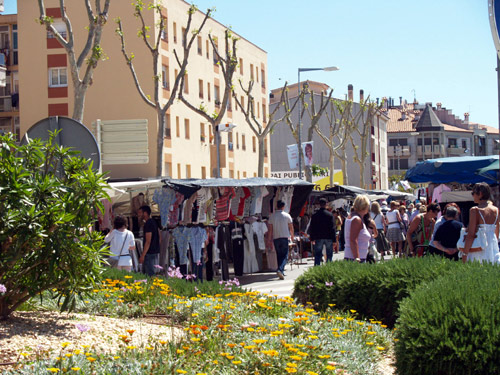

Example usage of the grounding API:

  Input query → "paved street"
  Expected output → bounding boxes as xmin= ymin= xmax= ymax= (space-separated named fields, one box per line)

xmin=237 ymin=252 xmax=346 ymax=297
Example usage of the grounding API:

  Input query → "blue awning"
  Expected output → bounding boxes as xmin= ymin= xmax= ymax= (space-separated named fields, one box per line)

xmin=405 ymin=155 xmax=499 ymax=184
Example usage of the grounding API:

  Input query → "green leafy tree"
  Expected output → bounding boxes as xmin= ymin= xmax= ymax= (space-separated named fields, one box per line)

xmin=0 ymin=133 xmax=109 ymax=319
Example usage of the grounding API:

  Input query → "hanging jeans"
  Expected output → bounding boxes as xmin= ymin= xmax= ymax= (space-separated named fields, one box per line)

xmin=273 ymin=238 xmax=289 ymax=274
xmin=232 ymin=238 xmax=244 ymax=276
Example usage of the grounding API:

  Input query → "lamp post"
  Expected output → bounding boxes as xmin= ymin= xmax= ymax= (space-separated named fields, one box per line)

xmin=215 ymin=123 xmax=236 ymax=178
xmin=297 ymin=66 xmax=339 ymax=179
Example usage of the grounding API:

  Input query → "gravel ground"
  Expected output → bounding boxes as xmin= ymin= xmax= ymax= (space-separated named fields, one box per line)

xmin=0 ymin=311 xmax=183 ymax=368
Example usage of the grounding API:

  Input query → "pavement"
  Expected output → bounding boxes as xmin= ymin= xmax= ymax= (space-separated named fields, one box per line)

xmin=237 ymin=251 xmax=346 ymax=297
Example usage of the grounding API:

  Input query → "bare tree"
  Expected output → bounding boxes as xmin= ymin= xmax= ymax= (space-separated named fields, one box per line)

xmin=348 ymin=97 xmax=383 ymax=189
xmin=178 ymin=29 xmax=238 ymax=178
xmin=116 ymin=2 xmax=212 ymax=177
xmin=233 ymin=80 xmax=288 ymax=177
xmin=313 ymin=98 xmax=355 ymax=187
xmin=283 ymin=83 xmax=333 ymax=182
xmin=38 ymin=0 xmax=111 ymax=122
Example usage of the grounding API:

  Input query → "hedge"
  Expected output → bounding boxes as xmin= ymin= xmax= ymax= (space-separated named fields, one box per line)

xmin=395 ymin=263 xmax=500 ymax=375
xmin=292 ymin=256 xmax=461 ymax=327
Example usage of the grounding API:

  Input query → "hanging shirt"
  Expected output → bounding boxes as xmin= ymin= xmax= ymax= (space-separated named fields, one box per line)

xmin=251 ymin=186 xmax=270 ymax=215
xmin=153 ymin=188 xmax=177 ymax=227
xmin=216 ymin=187 xmax=236 ymax=221
xmin=196 ymin=188 xmax=212 ymax=224
xmin=431 ymin=184 xmax=451 ymax=204
xmin=188 ymin=226 xmax=208 ymax=263
xmin=172 ymin=226 xmax=191 ymax=265
xmin=237 ymin=187 xmax=252 ymax=217
xmin=168 ymin=192 xmax=184 ymax=226
xmin=261 ymin=187 xmax=275 ymax=218
xmin=231 ymin=188 xmax=245 ymax=216
xmin=282 ymin=186 xmax=294 ymax=213
xmin=252 ymin=221 xmax=268 ymax=250
xmin=183 ymin=192 xmax=198 ymax=224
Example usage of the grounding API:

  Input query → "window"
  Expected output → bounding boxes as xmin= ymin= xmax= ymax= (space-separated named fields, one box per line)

xmin=237 ymin=171 xmax=240 ymax=179
xmin=243 ymin=171 xmax=247 ymax=178
xmin=242 ymin=134 xmax=246 ymax=151
xmin=207 ymin=82 xmax=211 ymax=101
xmin=462 ymin=139 xmax=467 ymax=149
xmin=252 ymin=136 xmax=256 ymax=152
xmin=181 ymin=27 xmax=186 ymax=45
xmin=177 ymin=163 xmax=181 ymax=178
xmin=389 ymin=158 xmax=409 ymax=170
xmin=176 ymin=116 xmax=180 ymax=137
xmin=261 ymin=68 xmax=265 ymax=88
xmin=197 ymin=35 xmax=202 ymax=55
xmin=229 ymin=170 xmax=234 ymax=178
xmin=239 ymin=58 xmax=243 ymax=75
xmin=240 ymin=95 xmax=244 ymax=108
xmin=48 ymin=67 xmax=67 ymax=87
xmin=162 ymin=65 xmax=169 ymax=89
xmin=198 ymin=79 xmax=203 ymax=99
xmin=236 ymin=132 xmax=239 ymax=149
xmin=184 ymin=118 xmax=190 ymax=139
xmin=165 ymin=162 xmax=172 ymax=177
xmin=213 ymin=40 xmax=219 ymax=65
xmin=186 ymin=164 xmax=191 ymax=178
xmin=228 ymin=132 xmax=233 ymax=150
xmin=257 ymin=101 xmax=260 ymax=118
xmin=264 ymin=139 xmax=268 ymax=157
xmin=250 ymin=64 xmax=254 ymax=80
xmin=214 ymin=85 xmax=220 ymax=105
xmin=183 ymin=73 xmax=189 ymax=94
xmin=255 ymin=66 xmax=259 ymax=82
xmin=201 ymin=166 xmax=206 ymax=179
xmin=165 ymin=114 xmax=171 ymax=138
xmin=262 ymin=103 xmax=267 ymax=122
xmin=161 ymin=18 xmax=168 ymax=41
xmin=12 ymin=24 xmax=18 ymax=65
xmin=47 ymin=21 xmax=67 ymax=39
xmin=173 ymin=22 xmax=177 ymax=43
xmin=448 ymin=138 xmax=457 ymax=147
xmin=227 ymin=97 xmax=232 ymax=111
xmin=200 ymin=123 xmax=205 ymax=142
xmin=206 ymin=40 xmax=209 ymax=59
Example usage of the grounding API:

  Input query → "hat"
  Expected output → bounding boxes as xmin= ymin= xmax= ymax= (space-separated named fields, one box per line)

xmin=381 ymin=201 xmax=387 ymax=206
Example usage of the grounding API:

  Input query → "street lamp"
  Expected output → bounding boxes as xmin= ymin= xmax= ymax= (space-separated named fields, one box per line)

xmin=215 ymin=123 xmax=236 ymax=178
xmin=297 ymin=66 xmax=339 ymax=179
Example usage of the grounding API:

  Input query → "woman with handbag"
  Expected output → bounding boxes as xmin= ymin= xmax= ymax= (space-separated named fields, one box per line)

xmin=364 ymin=212 xmax=380 ymax=263
xmin=460 ymin=183 xmax=500 ymax=264
xmin=104 ymin=215 xmax=136 ymax=271
xmin=406 ymin=203 xmax=440 ymax=257
xmin=370 ymin=202 xmax=390 ymax=257
xmin=344 ymin=195 xmax=371 ymax=263
xmin=386 ymin=201 xmax=406 ymax=256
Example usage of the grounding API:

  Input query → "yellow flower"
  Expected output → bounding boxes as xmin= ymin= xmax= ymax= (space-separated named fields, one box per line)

xmin=366 ymin=342 xmax=374 ymax=346
xmin=47 ymin=369 xmax=60 ymax=373
xmin=232 ymin=360 xmax=242 ymax=365
xmin=212 ymin=360 xmax=218 ymax=364
xmin=190 ymin=338 xmax=201 ymax=342
xmin=124 ymin=275 xmax=133 ymax=279
xmin=252 ymin=339 xmax=267 ymax=344
xmin=126 ymin=329 xmax=135 ymax=335
xmin=61 ymin=342 xmax=71 ymax=348
xmin=326 ymin=365 xmax=336 ymax=370
xmin=318 ymin=355 xmax=330 ymax=359
xmin=176 ymin=370 xmax=187 ymax=374
xmin=377 ymin=346 xmax=386 ymax=351
xmin=289 ymin=355 xmax=302 ymax=361
xmin=87 ymin=357 xmax=96 ymax=362
xmin=177 ymin=349 xmax=184 ymax=354
xmin=287 ymin=363 xmax=298 ymax=367
xmin=126 ymin=346 xmax=137 ymax=350
xmin=285 ymin=368 xmax=297 ymax=373
xmin=65 ymin=353 xmax=73 ymax=357
xmin=20 ymin=352 xmax=29 ymax=357
xmin=306 ymin=371 xmax=319 ymax=375
xmin=71 ymin=368 xmax=81 ymax=371
xmin=146 ymin=346 xmax=153 ymax=350
xmin=307 ymin=335 xmax=318 ymax=340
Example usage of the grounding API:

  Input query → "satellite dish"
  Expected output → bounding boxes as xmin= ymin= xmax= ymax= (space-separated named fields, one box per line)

xmin=21 ymin=116 xmax=101 ymax=170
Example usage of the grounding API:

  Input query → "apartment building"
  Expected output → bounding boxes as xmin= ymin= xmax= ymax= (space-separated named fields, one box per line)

xmin=386 ymin=99 xmax=499 ymax=176
xmin=0 ymin=14 xmax=19 ymax=140
xmin=269 ymin=82 xmax=389 ymax=190
xmin=18 ymin=1 xmax=269 ymax=179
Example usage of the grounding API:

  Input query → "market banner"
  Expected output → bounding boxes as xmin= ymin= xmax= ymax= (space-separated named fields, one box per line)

xmin=287 ymin=144 xmax=299 ymax=169
xmin=302 ymin=141 xmax=314 ymax=166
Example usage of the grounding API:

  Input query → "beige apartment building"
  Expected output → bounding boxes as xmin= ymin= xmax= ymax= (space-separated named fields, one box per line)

xmin=18 ymin=1 xmax=269 ymax=179
xmin=0 ymin=14 xmax=19 ymax=139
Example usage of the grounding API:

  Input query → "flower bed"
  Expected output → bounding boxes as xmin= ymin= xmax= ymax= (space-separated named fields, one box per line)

xmin=6 ymin=272 xmax=393 ymax=374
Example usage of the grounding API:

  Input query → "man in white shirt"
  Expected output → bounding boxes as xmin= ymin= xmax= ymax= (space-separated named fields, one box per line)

xmin=268 ymin=200 xmax=294 ymax=280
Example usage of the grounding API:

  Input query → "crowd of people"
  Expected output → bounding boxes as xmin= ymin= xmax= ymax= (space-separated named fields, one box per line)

xmin=307 ymin=182 xmax=500 ymax=265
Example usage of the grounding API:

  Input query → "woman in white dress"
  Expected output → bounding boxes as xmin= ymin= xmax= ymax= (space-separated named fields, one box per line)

xmin=462 ymin=183 xmax=500 ymax=264
xmin=104 ymin=215 xmax=136 ymax=271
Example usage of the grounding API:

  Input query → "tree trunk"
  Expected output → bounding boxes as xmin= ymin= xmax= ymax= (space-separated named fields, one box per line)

xmin=72 ymin=84 xmax=86 ymax=123
xmin=257 ymin=137 xmax=265 ymax=177
xmin=156 ymin=110 xmax=166 ymax=177
xmin=340 ymin=154 xmax=348 ymax=185
xmin=329 ymin=151 xmax=334 ymax=187
xmin=358 ymin=161 xmax=365 ymax=189
xmin=305 ymin=165 xmax=312 ymax=182
xmin=0 ymin=299 xmax=12 ymax=320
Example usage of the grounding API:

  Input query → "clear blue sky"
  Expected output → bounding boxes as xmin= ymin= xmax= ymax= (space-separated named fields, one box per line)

xmin=4 ymin=0 xmax=500 ymax=128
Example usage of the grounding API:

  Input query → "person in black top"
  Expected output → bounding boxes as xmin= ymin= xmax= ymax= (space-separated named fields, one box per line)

xmin=432 ymin=206 xmax=462 ymax=261
xmin=308 ymin=198 xmax=337 ymax=266
xmin=138 ymin=205 xmax=161 ymax=276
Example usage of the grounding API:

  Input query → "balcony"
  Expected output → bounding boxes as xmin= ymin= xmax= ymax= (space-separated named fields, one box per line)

xmin=388 ymin=145 xmax=411 ymax=157
xmin=447 ymin=146 xmax=466 ymax=156
xmin=424 ymin=145 xmax=432 ymax=155
xmin=0 ymin=96 xmax=12 ymax=112
xmin=433 ymin=145 xmax=445 ymax=155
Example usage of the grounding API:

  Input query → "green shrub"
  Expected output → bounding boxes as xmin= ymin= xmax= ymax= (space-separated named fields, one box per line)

xmin=293 ymin=256 xmax=461 ymax=327
xmin=0 ymin=132 xmax=109 ymax=319
xmin=395 ymin=263 xmax=500 ymax=375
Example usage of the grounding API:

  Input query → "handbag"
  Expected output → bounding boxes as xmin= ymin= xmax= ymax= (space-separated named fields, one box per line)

xmin=456 ymin=227 xmax=484 ymax=253
xmin=368 ymin=240 xmax=381 ymax=262
xmin=107 ymin=233 xmax=129 ymax=268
